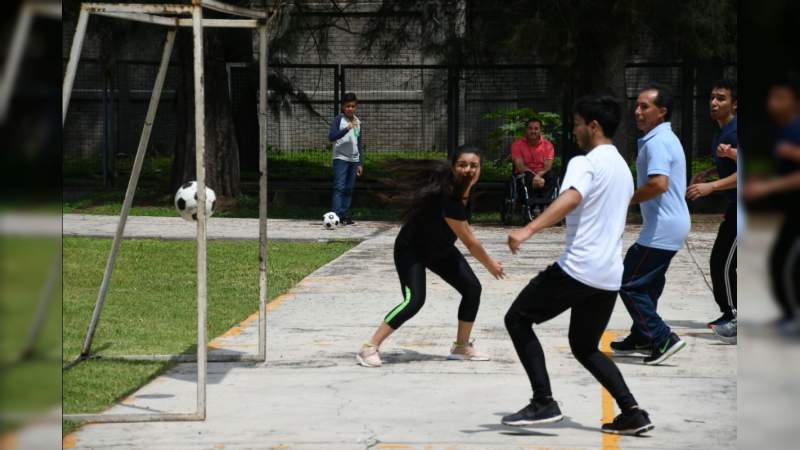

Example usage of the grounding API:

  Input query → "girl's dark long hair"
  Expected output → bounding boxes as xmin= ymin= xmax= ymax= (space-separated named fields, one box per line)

xmin=377 ymin=144 xmax=481 ymax=223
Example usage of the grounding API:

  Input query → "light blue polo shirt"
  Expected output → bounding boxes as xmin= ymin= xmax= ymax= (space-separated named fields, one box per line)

xmin=636 ymin=122 xmax=691 ymax=251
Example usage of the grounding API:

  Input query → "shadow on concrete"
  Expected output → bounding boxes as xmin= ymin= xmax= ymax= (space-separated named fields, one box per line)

xmin=668 ymin=319 xmax=714 ymax=330
xmin=380 ymin=349 xmax=446 ymax=364
xmin=461 ymin=416 xmax=600 ymax=437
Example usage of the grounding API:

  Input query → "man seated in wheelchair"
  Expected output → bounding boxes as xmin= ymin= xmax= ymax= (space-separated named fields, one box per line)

xmin=511 ymin=118 xmax=557 ymax=200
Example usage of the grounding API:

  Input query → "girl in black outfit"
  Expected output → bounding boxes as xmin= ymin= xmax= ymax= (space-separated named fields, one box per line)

xmin=356 ymin=144 xmax=505 ymax=367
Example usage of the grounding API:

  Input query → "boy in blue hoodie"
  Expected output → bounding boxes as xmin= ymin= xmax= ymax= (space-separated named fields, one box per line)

xmin=328 ymin=92 xmax=364 ymax=225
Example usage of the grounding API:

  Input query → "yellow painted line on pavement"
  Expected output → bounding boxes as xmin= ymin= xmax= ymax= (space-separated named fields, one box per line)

xmin=208 ymin=292 xmax=295 ymax=349
xmin=1 ymin=432 xmax=18 ymax=450
xmin=62 ymin=433 xmax=77 ymax=449
xmin=600 ymin=330 xmax=620 ymax=450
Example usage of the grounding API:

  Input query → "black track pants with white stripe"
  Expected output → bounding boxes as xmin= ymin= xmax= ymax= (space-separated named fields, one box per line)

xmin=770 ymin=211 xmax=800 ymax=320
xmin=710 ymin=204 xmax=737 ymax=317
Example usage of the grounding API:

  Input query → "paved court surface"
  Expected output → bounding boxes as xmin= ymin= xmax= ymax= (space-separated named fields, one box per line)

xmin=57 ymin=214 xmax=737 ymax=450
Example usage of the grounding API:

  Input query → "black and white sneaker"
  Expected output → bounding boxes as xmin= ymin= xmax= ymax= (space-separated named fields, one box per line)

xmin=610 ymin=335 xmax=651 ymax=355
xmin=602 ymin=408 xmax=654 ymax=435
xmin=713 ymin=319 xmax=737 ymax=344
xmin=643 ymin=333 xmax=687 ymax=365
xmin=707 ymin=313 xmax=735 ymax=329
xmin=501 ymin=399 xmax=563 ymax=426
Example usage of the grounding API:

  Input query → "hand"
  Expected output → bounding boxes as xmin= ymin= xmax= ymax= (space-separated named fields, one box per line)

xmin=690 ymin=172 xmax=708 ymax=185
xmin=357 ymin=165 xmax=364 ymax=177
xmin=777 ymin=142 xmax=800 ymax=162
xmin=743 ymin=179 xmax=771 ymax=201
xmin=507 ymin=227 xmax=532 ymax=255
xmin=486 ymin=258 xmax=505 ymax=280
xmin=717 ymin=144 xmax=737 ymax=160
xmin=533 ymin=175 xmax=545 ymax=188
xmin=686 ymin=182 xmax=714 ymax=201
xmin=346 ymin=122 xmax=354 ymax=130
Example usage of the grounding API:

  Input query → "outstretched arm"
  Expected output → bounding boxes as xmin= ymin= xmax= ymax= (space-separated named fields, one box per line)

xmin=446 ymin=218 xmax=505 ymax=279
xmin=508 ymin=188 xmax=582 ymax=254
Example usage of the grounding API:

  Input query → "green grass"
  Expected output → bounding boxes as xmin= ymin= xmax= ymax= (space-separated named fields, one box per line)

xmin=62 ymin=151 xmax=722 ymax=223
xmin=65 ymin=150 xmax=717 ymax=185
xmin=62 ymin=237 xmax=356 ymax=435
xmin=0 ymin=237 xmax=62 ymax=435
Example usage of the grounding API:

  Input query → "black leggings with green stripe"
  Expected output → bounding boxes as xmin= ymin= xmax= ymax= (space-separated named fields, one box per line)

xmin=384 ymin=241 xmax=482 ymax=329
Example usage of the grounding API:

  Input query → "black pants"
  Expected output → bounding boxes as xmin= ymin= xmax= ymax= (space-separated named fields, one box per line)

xmin=384 ymin=240 xmax=482 ymax=329
xmin=770 ymin=211 xmax=800 ymax=320
xmin=519 ymin=171 xmax=557 ymax=200
xmin=710 ymin=204 xmax=737 ymax=318
xmin=504 ymin=263 xmax=637 ymax=411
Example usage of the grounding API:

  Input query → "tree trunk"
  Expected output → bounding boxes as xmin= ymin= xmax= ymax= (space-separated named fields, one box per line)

xmin=598 ymin=41 xmax=631 ymax=161
xmin=171 ymin=30 xmax=241 ymax=199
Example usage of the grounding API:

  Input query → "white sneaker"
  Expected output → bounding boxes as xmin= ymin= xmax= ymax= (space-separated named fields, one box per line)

xmin=356 ymin=343 xmax=382 ymax=367
xmin=448 ymin=341 xmax=490 ymax=361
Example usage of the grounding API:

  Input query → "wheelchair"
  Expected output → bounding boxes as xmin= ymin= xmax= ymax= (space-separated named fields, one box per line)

xmin=500 ymin=169 xmax=561 ymax=226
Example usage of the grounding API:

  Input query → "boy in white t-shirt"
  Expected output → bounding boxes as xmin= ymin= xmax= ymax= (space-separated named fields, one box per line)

xmin=502 ymin=94 xmax=653 ymax=436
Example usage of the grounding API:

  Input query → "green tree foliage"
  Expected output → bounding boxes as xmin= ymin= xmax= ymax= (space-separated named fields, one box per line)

xmin=481 ymin=109 xmax=561 ymax=157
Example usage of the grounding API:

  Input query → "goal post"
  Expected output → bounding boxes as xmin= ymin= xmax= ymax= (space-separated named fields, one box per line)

xmin=61 ymin=1 xmax=272 ymax=424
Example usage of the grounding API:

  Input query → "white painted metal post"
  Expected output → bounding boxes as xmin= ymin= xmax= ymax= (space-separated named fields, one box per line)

xmin=62 ymin=6 xmax=89 ymax=125
xmin=257 ymin=23 xmax=268 ymax=361
xmin=192 ymin=3 xmax=208 ymax=420
xmin=79 ymin=29 xmax=177 ymax=358
xmin=0 ymin=2 xmax=34 ymax=123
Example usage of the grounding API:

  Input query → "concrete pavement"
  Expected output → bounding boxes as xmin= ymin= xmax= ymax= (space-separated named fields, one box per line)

xmin=62 ymin=214 xmax=393 ymax=241
xmin=63 ymin=215 xmax=736 ymax=449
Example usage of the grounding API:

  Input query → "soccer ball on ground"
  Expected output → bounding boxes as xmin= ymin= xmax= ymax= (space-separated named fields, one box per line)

xmin=323 ymin=212 xmax=340 ymax=229
xmin=174 ymin=181 xmax=216 ymax=222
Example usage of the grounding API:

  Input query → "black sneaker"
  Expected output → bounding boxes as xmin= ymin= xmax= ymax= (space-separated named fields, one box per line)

xmin=610 ymin=335 xmax=651 ymax=355
xmin=643 ymin=333 xmax=687 ymax=365
xmin=501 ymin=398 xmax=563 ymax=426
xmin=342 ymin=216 xmax=355 ymax=225
xmin=602 ymin=408 xmax=654 ymax=435
xmin=707 ymin=313 xmax=734 ymax=329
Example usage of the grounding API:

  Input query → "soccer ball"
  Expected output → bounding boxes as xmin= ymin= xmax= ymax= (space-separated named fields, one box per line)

xmin=323 ymin=212 xmax=340 ymax=229
xmin=174 ymin=181 xmax=216 ymax=222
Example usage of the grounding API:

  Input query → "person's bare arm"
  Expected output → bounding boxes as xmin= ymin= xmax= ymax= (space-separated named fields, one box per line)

xmin=536 ymin=158 xmax=554 ymax=177
xmin=631 ymin=175 xmax=669 ymax=205
xmin=446 ymin=218 xmax=505 ymax=279
xmin=777 ymin=142 xmax=800 ymax=162
xmin=691 ymin=166 xmax=717 ymax=184
xmin=512 ymin=156 xmax=529 ymax=175
xmin=687 ymin=172 xmax=736 ymax=201
xmin=745 ymin=172 xmax=800 ymax=200
xmin=507 ymin=189 xmax=582 ymax=254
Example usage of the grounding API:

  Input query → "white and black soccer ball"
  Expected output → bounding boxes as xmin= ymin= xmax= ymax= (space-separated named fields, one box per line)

xmin=323 ymin=211 xmax=340 ymax=229
xmin=174 ymin=181 xmax=216 ymax=222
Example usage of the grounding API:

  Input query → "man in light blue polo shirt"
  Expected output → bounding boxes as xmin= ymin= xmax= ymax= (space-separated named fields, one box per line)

xmin=610 ymin=83 xmax=690 ymax=365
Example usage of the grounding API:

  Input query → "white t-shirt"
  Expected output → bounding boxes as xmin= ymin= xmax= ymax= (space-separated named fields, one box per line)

xmin=557 ymin=144 xmax=634 ymax=291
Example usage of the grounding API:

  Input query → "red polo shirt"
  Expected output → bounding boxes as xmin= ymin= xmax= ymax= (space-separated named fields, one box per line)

xmin=511 ymin=137 xmax=555 ymax=173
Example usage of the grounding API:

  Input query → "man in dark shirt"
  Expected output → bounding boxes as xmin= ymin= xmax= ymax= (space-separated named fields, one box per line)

xmin=744 ymin=76 xmax=800 ymax=336
xmin=687 ymin=79 xmax=739 ymax=330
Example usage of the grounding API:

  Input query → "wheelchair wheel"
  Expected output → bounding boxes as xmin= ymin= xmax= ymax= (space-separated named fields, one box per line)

xmin=521 ymin=204 xmax=533 ymax=223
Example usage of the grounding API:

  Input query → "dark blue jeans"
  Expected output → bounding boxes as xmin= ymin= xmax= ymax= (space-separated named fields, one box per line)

xmin=619 ymin=243 xmax=677 ymax=346
xmin=332 ymin=159 xmax=359 ymax=218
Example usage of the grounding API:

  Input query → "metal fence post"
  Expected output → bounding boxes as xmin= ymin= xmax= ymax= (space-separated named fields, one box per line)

xmin=334 ymin=64 xmax=341 ymax=116
xmin=446 ymin=66 xmax=459 ymax=158
xmin=682 ymin=62 xmax=696 ymax=188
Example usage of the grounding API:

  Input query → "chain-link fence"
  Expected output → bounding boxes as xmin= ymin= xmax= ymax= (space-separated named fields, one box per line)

xmin=64 ymin=59 xmax=736 ymax=185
